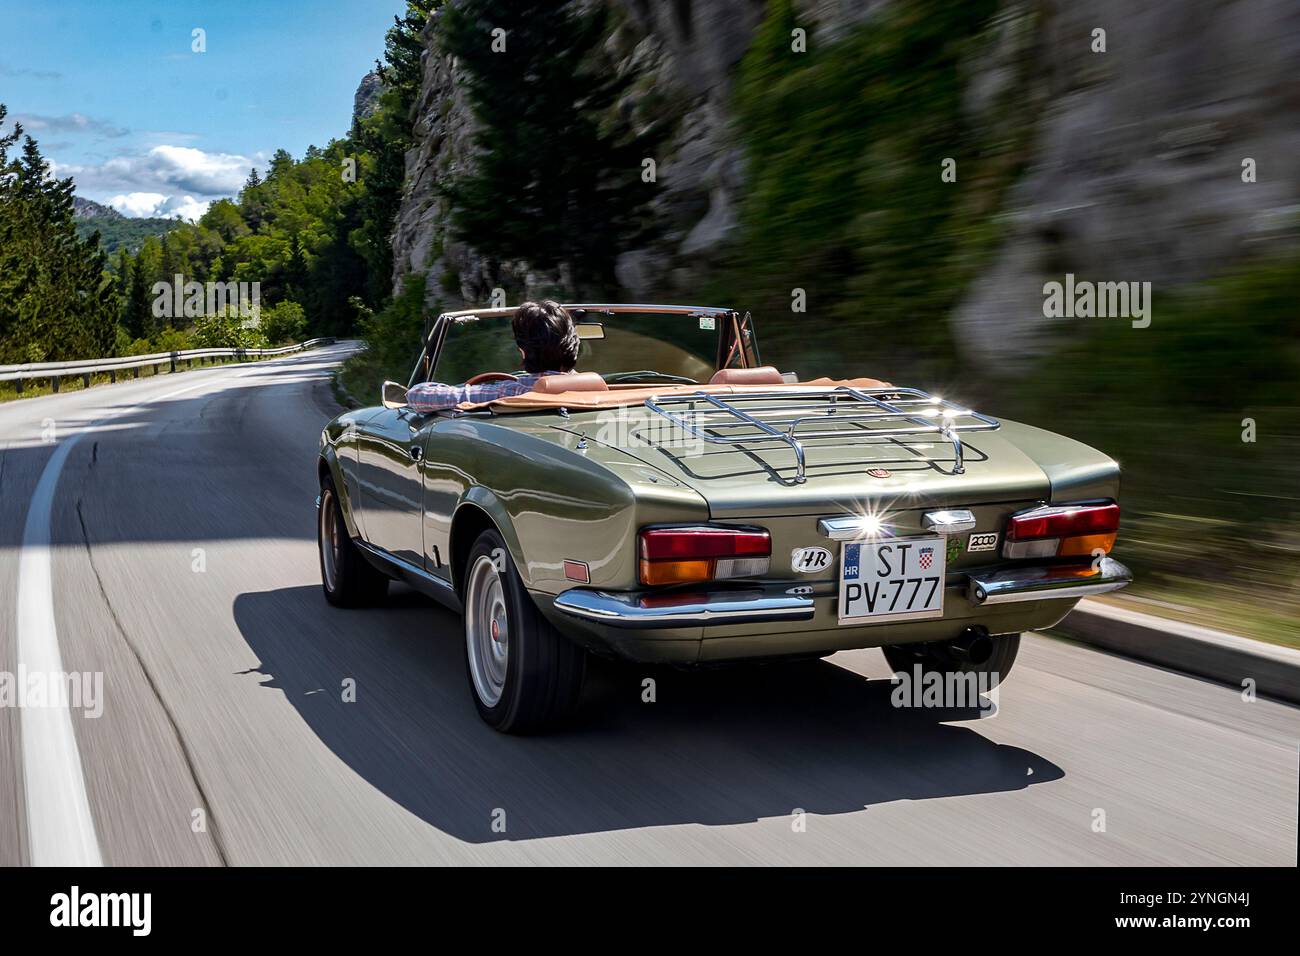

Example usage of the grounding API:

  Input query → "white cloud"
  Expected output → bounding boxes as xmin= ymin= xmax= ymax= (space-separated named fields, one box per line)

xmin=57 ymin=144 xmax=251 ymax=195
xmin=54 ymin=144 xmax=253 ymax=219
xmin=107 ymin=192 xmax=211 ymax=221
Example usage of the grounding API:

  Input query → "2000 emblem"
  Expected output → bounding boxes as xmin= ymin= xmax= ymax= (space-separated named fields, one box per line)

xmin=791 ymin=546 xmax=833 ymax=573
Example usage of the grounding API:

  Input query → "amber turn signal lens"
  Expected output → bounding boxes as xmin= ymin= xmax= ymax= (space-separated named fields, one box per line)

xmin=1057 ymin=532 xmax=1117 ymax=557
xmin=639 ymin=558 xmax=714 ymax=586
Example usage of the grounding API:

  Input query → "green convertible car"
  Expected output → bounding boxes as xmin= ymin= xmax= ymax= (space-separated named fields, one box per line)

xmin=318 ymin=304 xmax=1132 ymax=732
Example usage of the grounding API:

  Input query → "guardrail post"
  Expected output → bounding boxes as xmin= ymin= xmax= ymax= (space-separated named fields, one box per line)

xmin=52 ymin=375 xmax=60 ymax=393
xmin=170 ymin=351 xmax=177 ymax=374
xmin=82 ymin=373 xmax=90 ymax=389
xmin=16 ymin=377 xmax=23 ymax=394
xmin=110 ymin=369 xmax=117 ymax=383
xmin=133 ymin=367 xmax=140 ymax=379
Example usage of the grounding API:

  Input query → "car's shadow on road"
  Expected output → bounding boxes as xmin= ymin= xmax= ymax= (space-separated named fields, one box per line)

xmin=234 ymin=584 xmax=1063 ymax=845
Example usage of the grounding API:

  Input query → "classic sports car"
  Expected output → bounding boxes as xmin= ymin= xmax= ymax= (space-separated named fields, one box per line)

xmin=318 ymin=303 xmax=1131 ymax=732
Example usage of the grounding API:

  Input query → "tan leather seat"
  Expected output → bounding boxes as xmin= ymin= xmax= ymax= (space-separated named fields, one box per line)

xmin=534 ymin=372 xmax=609 ymax=393
xmin=708 ymin=366 xmax=785 ymax=386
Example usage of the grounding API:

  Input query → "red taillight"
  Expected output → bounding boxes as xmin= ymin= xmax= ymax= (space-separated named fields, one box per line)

xmin=638 ymin=527 xmax=771 ymax=585
xmin=1004 ymin=502 xmax=1119 ymax=560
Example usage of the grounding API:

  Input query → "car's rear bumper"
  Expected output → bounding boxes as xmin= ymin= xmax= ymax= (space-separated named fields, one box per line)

xmin=554 ymin=557 xmax=1132 ymax=628
xmin=553 ymin=586 xmax=815 ymax=628
xmin=967 ymin=556 xmax=1132 ymax=605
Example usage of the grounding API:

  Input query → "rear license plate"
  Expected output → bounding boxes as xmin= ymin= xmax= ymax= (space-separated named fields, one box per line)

xmin=838 ymin=536 xmax=946 ymax=625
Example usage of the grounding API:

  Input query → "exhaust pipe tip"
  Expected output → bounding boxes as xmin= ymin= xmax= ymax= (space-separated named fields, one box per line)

xmin=948 ymin=627 xmax=993 ymax=666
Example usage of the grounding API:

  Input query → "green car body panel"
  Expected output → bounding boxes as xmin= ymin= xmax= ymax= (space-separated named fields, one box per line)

xmin=319 ymin=304 xmax=1131 ymax=665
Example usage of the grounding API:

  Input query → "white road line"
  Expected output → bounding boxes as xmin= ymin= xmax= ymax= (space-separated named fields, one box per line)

xmin=15 ymin=376 xmax=222 ymax=866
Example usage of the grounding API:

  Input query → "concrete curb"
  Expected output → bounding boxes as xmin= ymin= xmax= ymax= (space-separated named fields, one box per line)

xmin=1054 ymin=599 xmax=1300 ymax=706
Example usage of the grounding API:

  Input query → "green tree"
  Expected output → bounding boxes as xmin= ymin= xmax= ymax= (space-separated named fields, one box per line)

xmin=259 ymin=299 xmax=307 ymax=344
xmin=0 ymin=105 xmax=120 ymax=362
xmin=350 ymin=2 xmax=437 ymax=304
xmin=440 ymin=0 xmax=665 ymax=294
xmin=123 ymin=252 xmax=153 ymax=340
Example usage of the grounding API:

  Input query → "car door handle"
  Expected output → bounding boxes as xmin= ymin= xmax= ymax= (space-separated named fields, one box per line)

xmin=408 ymin=444 xmax=423 ymax=462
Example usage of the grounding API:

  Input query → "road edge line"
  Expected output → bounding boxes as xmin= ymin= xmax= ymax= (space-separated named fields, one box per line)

xmin=14 ymin=377 xmax=222 ymax=865
xmin=16 ymin=431 xmax=102 ymax=866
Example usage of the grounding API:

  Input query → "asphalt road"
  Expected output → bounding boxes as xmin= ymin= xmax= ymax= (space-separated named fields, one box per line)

xmin=0 ymin=343 xmax=1295 ymax=865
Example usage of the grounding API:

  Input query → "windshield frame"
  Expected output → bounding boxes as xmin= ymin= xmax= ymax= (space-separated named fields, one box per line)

xmin=408 ymin=303 xmax=756 ymax=389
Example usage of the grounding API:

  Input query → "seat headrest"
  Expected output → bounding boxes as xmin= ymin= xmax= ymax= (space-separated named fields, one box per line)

xmin=534 ymin=372 xmax=608 ymax=394
xmin=708 ymin=366 xmax=785 ymax=386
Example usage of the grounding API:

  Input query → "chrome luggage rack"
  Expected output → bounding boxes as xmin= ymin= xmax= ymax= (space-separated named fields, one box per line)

xmin=643 ymin=386 xmax=1000 ymax=483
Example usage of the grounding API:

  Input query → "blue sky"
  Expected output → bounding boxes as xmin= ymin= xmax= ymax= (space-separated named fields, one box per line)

xmin=0 ymin=0 xmax=403 ymax=218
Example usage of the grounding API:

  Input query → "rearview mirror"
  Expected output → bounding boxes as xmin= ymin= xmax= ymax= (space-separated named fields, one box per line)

xmin=381 ymin=380 xmax=408 ymax=409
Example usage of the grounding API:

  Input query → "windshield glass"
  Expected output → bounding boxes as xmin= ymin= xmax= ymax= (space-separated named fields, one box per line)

xmin=428 ymin=310 xmax=725 ymax=385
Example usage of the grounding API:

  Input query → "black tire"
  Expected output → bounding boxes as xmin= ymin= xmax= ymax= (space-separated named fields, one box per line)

xmin=462 ymin=528 xmax=586 ymax=733
xmin=881 ymin=632 xmax=1020 ymax=690
xmin=318 ymin=473 xmax=389 ymax=607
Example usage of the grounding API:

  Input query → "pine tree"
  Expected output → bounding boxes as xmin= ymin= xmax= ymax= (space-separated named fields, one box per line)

xmin=123 ymin=253 xmax=152 ymax=342
xmin=0 ymin=104 xmax=120 ymax=362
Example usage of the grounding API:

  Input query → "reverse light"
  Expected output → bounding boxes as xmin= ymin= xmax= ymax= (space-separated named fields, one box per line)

xmin=638 ymin=526 xmax=771 ymax=586
xmin=1004 ymin=502 xmax=1120 ymax=560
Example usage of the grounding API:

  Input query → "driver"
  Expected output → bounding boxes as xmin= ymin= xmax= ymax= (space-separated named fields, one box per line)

xmin=406 ymin=300 xmax=579 ymax=411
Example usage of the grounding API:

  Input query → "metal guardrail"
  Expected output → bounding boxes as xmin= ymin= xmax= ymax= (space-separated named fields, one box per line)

xmin=0 ymin=337 xmax=337 ymax=394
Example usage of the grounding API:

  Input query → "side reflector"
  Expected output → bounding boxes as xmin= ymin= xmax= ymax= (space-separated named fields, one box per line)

xmin=563 ymin=560 xmax=591 ymax=583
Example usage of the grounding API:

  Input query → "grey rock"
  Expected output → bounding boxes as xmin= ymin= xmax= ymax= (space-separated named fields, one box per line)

xmin=352 ymin=71 xmax=384 ymax=126
xmin=954 ymin=0 xmax=1300 ymax=368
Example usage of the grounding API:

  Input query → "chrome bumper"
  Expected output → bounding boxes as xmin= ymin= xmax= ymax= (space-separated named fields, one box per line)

xmin=554 ymin=557 xmax=1132 ymax=627
xmin=966 ymin=556 xmax=1132 ymax=606
xmin=553 ymin=587 xmax=815 ymax=628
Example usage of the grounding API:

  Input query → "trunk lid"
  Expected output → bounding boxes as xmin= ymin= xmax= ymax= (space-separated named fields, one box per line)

xmin=551 ymin=405 xmax=1051 ymax=519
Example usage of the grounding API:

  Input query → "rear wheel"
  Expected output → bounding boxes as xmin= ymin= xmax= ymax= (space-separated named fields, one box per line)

xmin=882 ymin=630 xmax=1020 ymax=689
xmin=318 ymin=473 xmax=389 ymax=607
xmin=463 ymin=528 xmax=586 ymax=733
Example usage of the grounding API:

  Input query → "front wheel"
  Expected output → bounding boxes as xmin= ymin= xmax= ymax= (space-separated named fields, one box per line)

xmin=463 ymin=529 xmax=586 ymax=733
xmin=318 ymin=473 xmax=389 ymax=607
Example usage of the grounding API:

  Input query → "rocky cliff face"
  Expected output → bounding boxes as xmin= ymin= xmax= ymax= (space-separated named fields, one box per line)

xmin=352 ymin=71 xmax=385 ymax=125
xmin=391 ymin=0 xmax=1300 ymax=367
xmin=953 ymin=0 xmax=1300 ymax=367
xmin=390 ymin=0 xmax=767 ymax=310
xmin=72 ymin=196 xmax=123 ymax=220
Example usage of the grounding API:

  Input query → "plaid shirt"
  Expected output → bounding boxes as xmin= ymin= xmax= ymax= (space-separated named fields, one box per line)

xmin=405 ymin=371 xmax=572 ymax=412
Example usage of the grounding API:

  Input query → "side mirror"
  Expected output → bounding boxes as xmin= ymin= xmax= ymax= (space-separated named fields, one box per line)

xmin=381 ymin=381 xmax=409 ymax=409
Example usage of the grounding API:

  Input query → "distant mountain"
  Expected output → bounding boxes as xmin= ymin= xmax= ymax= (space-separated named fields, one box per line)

xmin=72 ymin=196 xmax=124 ymax=220
xmin=73 ymin=197 xmax=175 ymax=255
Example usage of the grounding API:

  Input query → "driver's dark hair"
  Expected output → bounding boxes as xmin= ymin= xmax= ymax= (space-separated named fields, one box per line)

xmin=512 ymin=300 xmax=578 ymax=374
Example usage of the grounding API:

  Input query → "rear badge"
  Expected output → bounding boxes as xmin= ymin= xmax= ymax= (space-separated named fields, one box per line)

xmin=967 ymin=532 xmax=999 ymax=553
xmin=866 ymin=468 xmax=891 ymax=479
xmin=791 ymin=546 xmax=833 ymax=573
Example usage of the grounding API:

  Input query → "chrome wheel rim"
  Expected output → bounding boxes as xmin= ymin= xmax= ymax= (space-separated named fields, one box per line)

xmin=465 ymin=554 xmax=509 ymax=707
xmin=320 ymin=488 xmax=341 ymax=592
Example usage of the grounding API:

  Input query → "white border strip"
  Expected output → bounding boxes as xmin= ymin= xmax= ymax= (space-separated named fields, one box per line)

xmin=15 ymin=378 xmax=218 ymax=866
